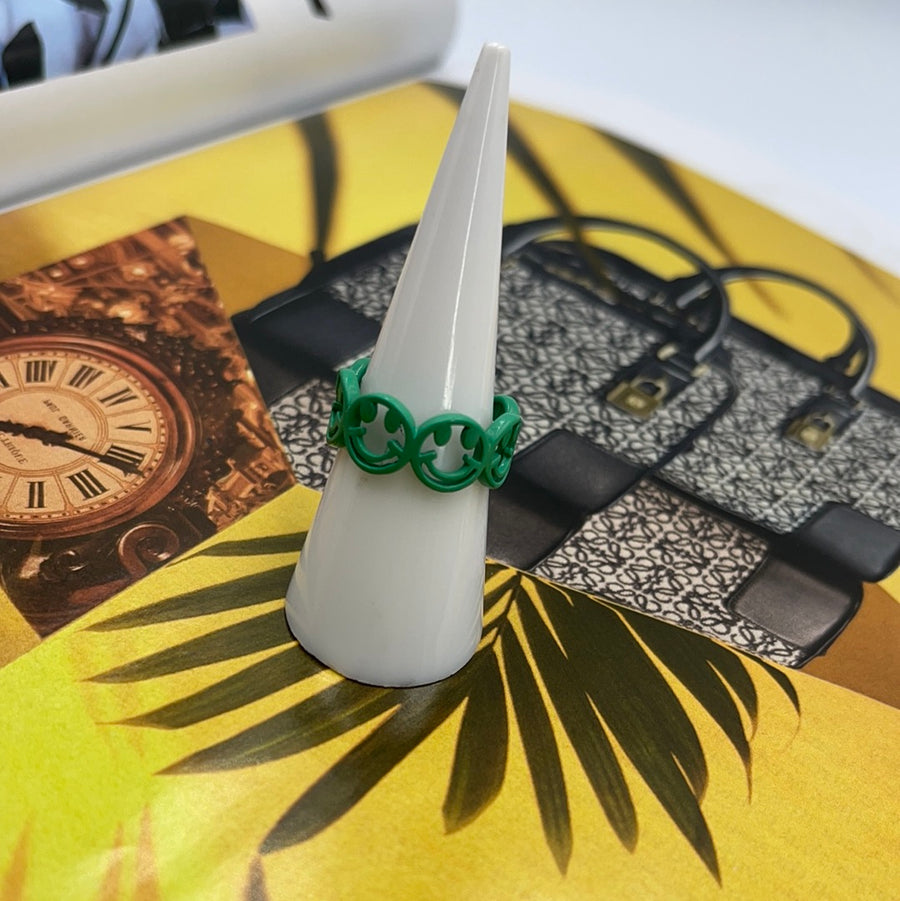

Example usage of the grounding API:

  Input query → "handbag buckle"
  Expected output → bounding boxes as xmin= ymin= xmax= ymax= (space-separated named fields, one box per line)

xmin=607 ymin=375 xmax=669 ymax=419
xmin=786 ymin=411 xmax=837 ymax=451
xmin=607 ymin=345 xmax=701 ymax=420
xmin=785 ymin=394 xmax=859 ymax=452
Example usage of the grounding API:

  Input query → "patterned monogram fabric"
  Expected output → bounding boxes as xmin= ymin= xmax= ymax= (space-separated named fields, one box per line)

xmin=0 ymin=1 xmax=250 ymax=90
xmin=533 ymin=480 xmax=803 ymax=666
xmin=270 ymin=377 xmax=336 ymax=491
xmin=269 ymin=247 xmax=730 ymax=482
xmin=660 ymin=338 xmax=900 ymax=534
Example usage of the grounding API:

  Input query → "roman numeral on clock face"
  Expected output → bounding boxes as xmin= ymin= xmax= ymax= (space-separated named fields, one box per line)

xmin=118 ymin=420 xmax=152 ymax=432
xmin=68 ymin=364 xmax=103 ymax=390
xmin=67 ymin=469 xmax=107 ymax=500
xmin=27 ymin=481 xmax=45 ymax=509
xmin=0 ymin=372 xmax=9 ymax=389
xmin=24 ymin=360 xmax=58 ymax=383
xmin=99 ymin=387 xmax=138 ymax=407
xmin=102 ymin=444 xmax=146 ymax=469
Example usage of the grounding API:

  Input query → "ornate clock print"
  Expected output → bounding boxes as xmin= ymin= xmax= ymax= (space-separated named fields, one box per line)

xmin=0 ymin=219 xmax=294 ymax=640
xmin=0 ymin=335 xmax=195 ymax=538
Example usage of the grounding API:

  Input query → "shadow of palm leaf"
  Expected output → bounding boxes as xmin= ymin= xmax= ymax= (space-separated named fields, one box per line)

xmin=1 ymin=823 xmax=29 ymax=901
xmin=844 ymin=248 xmax=900 ymax=307
xmin=87 ymin=541 xmax=797 ymax=882
xmin=599 ymin=132 xmax=783 ymax=314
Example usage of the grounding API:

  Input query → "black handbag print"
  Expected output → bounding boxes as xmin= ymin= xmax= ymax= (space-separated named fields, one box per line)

xmin=479 ymin=244 xmax=900 ymax=581
xmin=232 ymin=218 xmax=888 ymax=666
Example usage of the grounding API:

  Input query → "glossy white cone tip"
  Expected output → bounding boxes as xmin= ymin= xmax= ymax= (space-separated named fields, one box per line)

xmin=285 ymin=43 xmax=510 ymax=686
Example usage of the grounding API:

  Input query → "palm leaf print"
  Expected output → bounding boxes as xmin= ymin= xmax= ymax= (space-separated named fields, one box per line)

xmin=87 ymin=535 xmax=798 ymax=882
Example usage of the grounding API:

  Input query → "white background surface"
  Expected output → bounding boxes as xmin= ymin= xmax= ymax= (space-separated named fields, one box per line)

xmin=434 ymin=1 xmax=900 ymax=274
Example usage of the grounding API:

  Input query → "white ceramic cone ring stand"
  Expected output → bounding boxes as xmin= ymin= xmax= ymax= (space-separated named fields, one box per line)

xmin=284 ymin=43 xmax=512 ymax=687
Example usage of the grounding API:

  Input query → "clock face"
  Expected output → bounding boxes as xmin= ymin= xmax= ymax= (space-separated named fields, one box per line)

xmin=0 ymin=335 xmax=196 ymax=539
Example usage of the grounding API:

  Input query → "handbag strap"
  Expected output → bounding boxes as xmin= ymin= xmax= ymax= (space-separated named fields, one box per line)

xmin=503 ymin=216 xmax=730 ymax=367
xmin=717 ymin=266 xmax=875 ymax=399
xmin=664 ymin=266 xmax=878 ymax=452
xmin=667 ymin=266 xmax=876 ymax=400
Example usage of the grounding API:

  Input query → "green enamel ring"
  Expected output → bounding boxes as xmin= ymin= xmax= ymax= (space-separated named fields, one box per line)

xmin=326 ymin=358 xmax=522 ymax=493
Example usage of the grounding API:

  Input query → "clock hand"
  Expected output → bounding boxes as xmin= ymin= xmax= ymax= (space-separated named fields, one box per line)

xmin=0 ymin=419 xmax=140 ymax=476
xmin=0 ymin=419 xmax=71 ymax=444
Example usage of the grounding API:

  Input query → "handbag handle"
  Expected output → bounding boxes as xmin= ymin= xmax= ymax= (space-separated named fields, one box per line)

xmin=720 ymin=266 xmax=875 ymax=399
xmin=666 ymin=266 xmax=877 ymax=452
xmin=503 ymin=216 xmax=730 ymax=367
xmin=669 ymin=266 xmax=876 ymax=400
